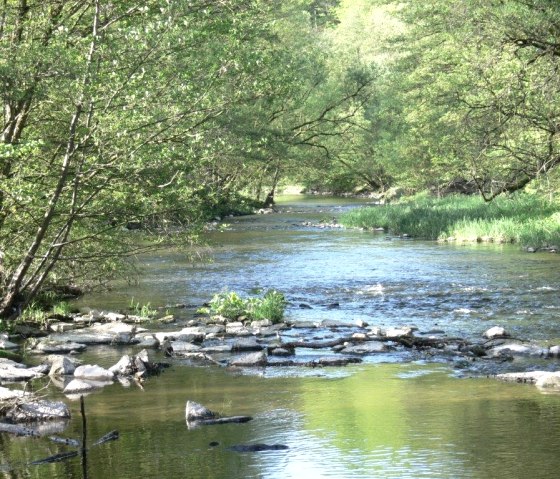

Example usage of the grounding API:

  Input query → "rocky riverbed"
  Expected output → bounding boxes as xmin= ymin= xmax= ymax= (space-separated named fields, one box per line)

xmin=1 ymin=306 xmax=560 ymax=427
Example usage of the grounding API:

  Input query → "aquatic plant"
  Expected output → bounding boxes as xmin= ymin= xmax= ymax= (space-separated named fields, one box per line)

xmin=200 ymin=289 xmax=287 ymax=324
xmin=340 ymin=193 xmax=560 ymax=248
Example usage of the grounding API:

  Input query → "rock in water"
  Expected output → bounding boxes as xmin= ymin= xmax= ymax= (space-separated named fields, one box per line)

xmin=185 ymin=401 xmax=216 ymax=422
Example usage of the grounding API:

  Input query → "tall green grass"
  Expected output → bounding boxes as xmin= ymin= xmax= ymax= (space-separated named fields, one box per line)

xmin=340 ymin=193 xmax=560 ymax=248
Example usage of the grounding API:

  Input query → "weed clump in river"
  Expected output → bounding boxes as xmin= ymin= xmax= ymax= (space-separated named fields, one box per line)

xmin=198 ymin=290 xmax=287 ymax=323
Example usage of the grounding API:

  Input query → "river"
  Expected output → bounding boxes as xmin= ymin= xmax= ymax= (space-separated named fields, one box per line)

xmin=3 ymin=195 xmax=560 ymax=478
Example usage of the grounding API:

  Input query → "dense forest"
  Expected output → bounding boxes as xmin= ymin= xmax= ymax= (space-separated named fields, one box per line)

xmin=1 ymin=0 xmax=559 ymax=318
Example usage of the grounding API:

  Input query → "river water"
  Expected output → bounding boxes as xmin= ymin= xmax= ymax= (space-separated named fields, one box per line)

xmin=3 ymin=196 xmax=560 ymax=478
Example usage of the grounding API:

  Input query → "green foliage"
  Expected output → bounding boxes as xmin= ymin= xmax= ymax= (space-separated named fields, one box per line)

xmin=128 ymin=298 xmax=157 ymax=318
xmin=340 ymin=193 xmax=560 ymax=248
xmin=200 ymin=289 xmax=287 ymax=324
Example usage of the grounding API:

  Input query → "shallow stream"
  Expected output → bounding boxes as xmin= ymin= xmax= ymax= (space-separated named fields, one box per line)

xmin=3 ymin=196 xmax=560 ymax=478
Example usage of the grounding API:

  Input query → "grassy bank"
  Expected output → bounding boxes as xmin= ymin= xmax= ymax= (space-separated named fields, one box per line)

xmin=340 ymin=193 xmax=560 ymax=249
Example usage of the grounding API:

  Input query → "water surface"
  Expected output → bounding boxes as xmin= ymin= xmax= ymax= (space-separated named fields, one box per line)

xmin=4 ymin=195 xmax=560 ymax=478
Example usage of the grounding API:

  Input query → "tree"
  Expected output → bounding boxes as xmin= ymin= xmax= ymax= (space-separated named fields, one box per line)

xmin=0 ymin=0 xmax=287 ymax=318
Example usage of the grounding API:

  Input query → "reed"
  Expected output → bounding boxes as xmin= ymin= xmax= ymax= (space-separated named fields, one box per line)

xmin=341 ymin=193 xmax=560 ymax=248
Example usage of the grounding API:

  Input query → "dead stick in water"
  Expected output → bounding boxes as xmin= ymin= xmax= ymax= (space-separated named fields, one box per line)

xmin=80 ymin=395 xmax=88 ymax=479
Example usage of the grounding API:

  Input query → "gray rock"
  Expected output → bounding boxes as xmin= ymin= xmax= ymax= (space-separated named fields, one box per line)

xmin=74 ymin=364 xmax=114 ymax=379
xmin=0 ymin=386 xmax=28 ymax=401
xmin=226 ymin=323 xmax=251 ymax=336
xmin=384 ymin=327 xmax=414 ymax=339
xmin=496 ymin=371 xmax=560 ymax=390
xmin=231 ymin=337 xmax=263 ymax=352
xmin=0 ymin=338 xmax=19 ymax=350
xmin=483 ymin=326 xmax=509 ymax=339
xmin=49 ymin=356 xmax=76 ymax=377
xmin=30 ymin=338 xmax=87 ymax=354
xmin=270 ymin=347 xmax=293 ymax=357
xmin=487 ymin=343 xmax=547 ymax=358
xmin=339 ymin=341 xmax=389 ymax=355
xmin=0 ymin=365 xmax=44 ymax=382
xmin=229 ymin=351 xmax=268 ymax=367
xmin=201 ymin=344 xmax=233 ymax=354
xmin=63 ymin=378 xmax=112 ymax=394
xmin=548 ymin=345 xmax=560 ymax=357
xmin=185 ymin=400 xmax=216 ymax=421
xmin=5 ymin=400 xmax=71 ymax=422
xmin=108 ymin=355 xmax=135 ymax=376
xmin=170 ymin=341 xmax=201 ymax=354
xmin=136 ymin=334 xmax=160 ymax=348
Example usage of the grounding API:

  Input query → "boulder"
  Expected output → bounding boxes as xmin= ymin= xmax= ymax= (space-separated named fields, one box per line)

xmin=548 ymin=345 xmax=560 ymax=358
xmin=49 ymin=356 xmax=76 ymax=376
xmin=229 ymin=351 xmax=268 ymax=367
xmin=74 ymin=364 xmax=114 ymax=380
xmin=385 ymin=327 xmax=414 ymax=339
xmin=483 ymin=326 xmax=509 ymax=339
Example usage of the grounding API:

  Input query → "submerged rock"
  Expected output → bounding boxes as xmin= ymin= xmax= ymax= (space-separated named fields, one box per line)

xmin=185 ymin=400 xmax=252 ymax=428
xmin=227 ymin=443 xmax=289 ymax=452
xmin=5 ymin=400 xmax=71 ymax=422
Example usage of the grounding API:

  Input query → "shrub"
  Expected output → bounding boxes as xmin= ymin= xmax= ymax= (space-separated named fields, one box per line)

xmin=200 ymin=289 xmax=287 ymax=323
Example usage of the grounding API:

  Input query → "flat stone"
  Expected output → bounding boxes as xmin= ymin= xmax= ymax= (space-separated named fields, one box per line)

xmin=0 ymin=386 xmax=29 ymax=401
xmin=229 ymin=351 xmax=268 ymax=367
xmin=5 ymin=400 xmax=71 ymax=422
xmin=495 ymin=371 xmax=550 ymax=384
xmin=487 ymin=343 xmax=548 ymax=358
xmin=74 ymin=364 xmax=114 ymax=380
xmin=64 ymin=378 xmax=112 ymax=394
xmin=49 ymin=322 xmax=81 ymax=333
xmin=231 ymin=337 xmax=263 ymax=352
xmin=170 ymin=341 xmax=201 ymax=354
xmin=29 ymin=339 xmax=87 ymax=354
xmin=201 ymin=344 xmax=232 ymax=354
xmin=0 ymin=366 xmax=44 ymax=382
xmin=226 ymin=323 xmax=251 ymax=336
xmin=340 ymin=341 xmax=389 ymax=355
xmin=48 ymin=332 xmax=115 ymax=345
xmin=136 ymin=334 xmax=160 ymax=348
xmin=0 ymin=339 xmax=19 ymax=350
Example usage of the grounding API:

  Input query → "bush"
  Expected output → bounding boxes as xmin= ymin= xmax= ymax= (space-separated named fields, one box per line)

xmin=200 ymin=289 xmax=287 ymax=324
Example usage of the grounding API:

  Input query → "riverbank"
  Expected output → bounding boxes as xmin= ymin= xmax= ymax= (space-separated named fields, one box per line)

xmin=339 ymin=192 xmax=560 ymax=251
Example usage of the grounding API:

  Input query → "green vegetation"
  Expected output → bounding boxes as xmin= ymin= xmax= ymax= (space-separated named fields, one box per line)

xmin=341 ymin=193 xmax=560 ymax=248
xmin=199 ymin=290 xmax=287 ymax=324
xmin=1 ymin=0 xmax=559 ymax=319
xmin=128 ymin=299 xmax=157 ymax=319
